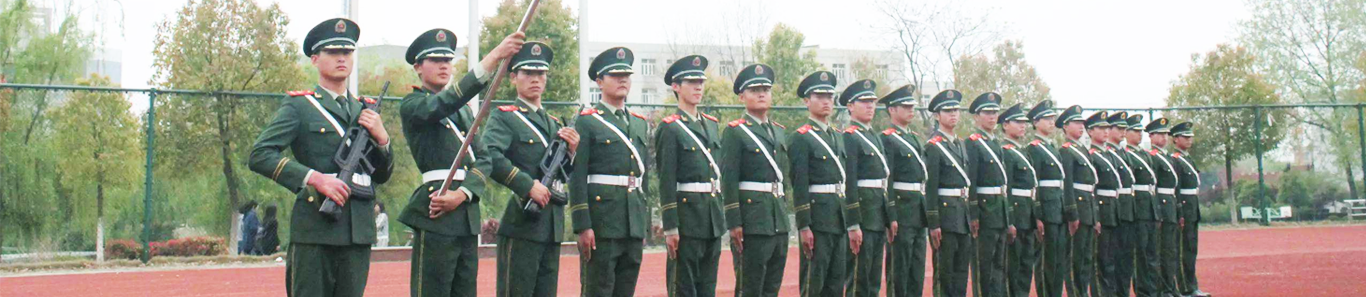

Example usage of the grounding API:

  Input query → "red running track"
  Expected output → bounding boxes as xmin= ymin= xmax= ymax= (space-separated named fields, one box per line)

xmin=3 ymin=225 xmax=1364 ymax=296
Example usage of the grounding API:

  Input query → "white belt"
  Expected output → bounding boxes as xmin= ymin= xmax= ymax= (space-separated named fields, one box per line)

xmin=1038 ymin=180 xmax=1063 ymax=188
xmin=1179 ymin=188 xmax=1199 ymax=195
xmin=1074 ymin=183 xmax=1095 ymax=192
xmin=1157 ymin=188 xmax=1176 ymax=195
xmin=1133 ymin=184 xmax=1154 ymax=191
xmin=808 ymin=184 xmax=842 ymax=194
xmin=421 ymin=169 xmax=466 ymax=183
xmin=936 ymin=188 xmax=968 ymax=197
xmin=739 ymin=181 xmax=782 ymax=193
xmin=857 ymin=179 xmax=886 ymax=188
xmin=1096 ymin=189 xmax=1118 ymax=197
xmin=588 ymin=174 xmax=642 ymax=189
xmin=975 ymin=186 xmax=1006 ymax=195
xmin=323 ymin=173 xmax=372 ymax=187
xmin=1011 ymin=189 xmax=1034 ymax=197
xmin=677 ymin=182 xmax=716 ymax=193
xmin=892 ymin=182 xmax=924 ymax=192
xmin=1118 ymin=188 xmax=1133 ymax=195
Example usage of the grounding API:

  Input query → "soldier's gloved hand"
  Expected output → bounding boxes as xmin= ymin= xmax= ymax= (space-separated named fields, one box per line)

xmin=666 ymin=234 xmax=680 ymax=259
xmin=930 ymin=228 xmax=943 ymax=250
xmin=308 ymin=172 xmax=351 ymax=206
xmin=799 ymin=229 xmax=814 ymax=259
xmin=358 ymin=109 xmax=389 ymax=146
xmin=1069 ymin=220 xmax=1080 ymax=235
xmin=1006 ymin=225 xmax=1017 ymax=244
xmin=888 ymin=222 xmax=899 ymax=243
xmin=428 ymin=189 xmax=467 ymax=218
xmin=729 ymin=227 xmax=744 ymax=253
xmin=529 ymin=181 xmax=551 ymax=206
xmin=578 ymin=229 xmax=596 ymax=261
xmin=479 ymin=31 xmax=526 ymax=72
xmin=849 ymin=229 xmax=864 ymax=255
xmin=558 ymin=128 xmax=580 ymax=154
xmin=970 ymin=220 xmax=980 ymax=238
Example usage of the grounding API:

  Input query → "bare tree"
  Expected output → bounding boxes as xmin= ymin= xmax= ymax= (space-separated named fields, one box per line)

xmin=869 ymin=0 xmax=1006 ymax=97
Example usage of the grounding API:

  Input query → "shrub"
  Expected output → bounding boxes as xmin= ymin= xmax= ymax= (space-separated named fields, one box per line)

xmin=149 ymin=236 xmax=227 ymax=257
xmin=104 ymin=239 xmax=144 ymax=260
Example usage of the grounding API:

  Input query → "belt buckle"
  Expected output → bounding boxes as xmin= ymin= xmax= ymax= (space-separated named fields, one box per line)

xmin=836 ymin=182 xmax=846 ymax=194
xmin=627 ymin=174 xmax=640 ymax=191
xmin=961 ymin=187 xmax=970 ymax=198
xmin=711 ymin=179 xmax=721 ymax=194
xmin=773 ymin=183 xmax=785 ymax=198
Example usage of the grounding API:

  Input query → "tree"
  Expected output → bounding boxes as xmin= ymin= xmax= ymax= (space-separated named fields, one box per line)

xmin=953 ymin=40 xmax=1052 ymax=107
xmin=53 ymin=75 xmax=142 ymax=261
xmin=1239 ymin=0 xmax=1366 ymax=200
xmin=0 ymin=0 xmax=35 ymax=77
xmin=480 ymin=0 xmax=579 ymax=103
xmin=872 ymin=0 xmax=1005 ymax=93
xmin=753 ymin=23 xmax=821 ymax=106
xmin=1166 ymin=44 xmax=1289 ymax=224
xmin=14 ymin=14 xmax=90 ymax=144
xmin=150 ymin=0 xmax=305 ymax=253
xmin=851 ymin=56 xmax=894 ymax=96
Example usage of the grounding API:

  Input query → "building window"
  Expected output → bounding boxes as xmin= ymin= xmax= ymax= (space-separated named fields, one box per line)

xmin=643 ymin=88 xmax=657 ymax=103
xmin=833 ymin=63 xmax=848 ymax=83
xmin=642 ymin=59 xmax=657 ymax=76
xmin=877 ymin=64 xmax=889 ymax=79
xmin=590 ymin=87 xmax=602 ymax=102
xmin=720 ymin=61 xmax=736 ymax=77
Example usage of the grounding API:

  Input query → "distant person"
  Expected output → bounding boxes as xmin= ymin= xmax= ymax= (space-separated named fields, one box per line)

xmin=239 ymin=201 xmax=259 ymax=255
xmin=375 ymin=202 xmax=390 ymax=247
xmin=256 ymin=204 xmax=280 ymax=255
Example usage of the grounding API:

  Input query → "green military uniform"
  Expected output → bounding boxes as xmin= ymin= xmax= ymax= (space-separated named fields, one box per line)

xmin=722 ymin=63 xmax=790 ymax=297
xmin=484 ymin=42 xmax=569 ymax=297
xmin=656 ymin=55 xmax=727 ymax=297
xmin=878 ymin=85 xmax=929 ymax=297
xmin=1087 ymin=111 xmax=1121 ymax=297
xmin=572 ymin=47 xmax=651 ymax=297
xmin=1102 ymin=111 xmax=1137 ymax=297
xmin=923 ymin=90 xmax=972 ymax=297
xmin=839 ymin=79 xmax=891 ymax=297
xmin=397 ymin=28 xmax=494 ymax=297
xmin=1123 ymin=114 xmax=1163 ymax=297
xmin=1169 ymin=122 xmax=1208 ymax=297
xmin=964 ymin=92 xmax=1008 ymax=297
xmin=248 ymin=18 xmax=391 ymax=297
xmin=998 ymin=104 xmax=1040 ymax=297
xmin=788 ymin=71 xmax=850 ymax=297
xmin=1026 ymin=100 xmax=1071 ymax=297
xmin=1145 ymin=118 xmax=1182 ymax=297
xmin=1056 ymin=105 xmax=1098 ymax=297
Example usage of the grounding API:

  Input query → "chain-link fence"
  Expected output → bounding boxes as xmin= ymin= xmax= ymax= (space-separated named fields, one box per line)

xmin=2 ymin=83 xmax=1364 ymax=262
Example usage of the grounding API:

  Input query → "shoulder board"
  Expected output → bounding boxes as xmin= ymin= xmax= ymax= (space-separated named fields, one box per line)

xmin=969 ymin=133 xmax=982 ymax=141
xmin=797 ymin=124 xmax=813 ymax=134
xmin=728 ymin=119 xmax=746 ymax=127
xmin=549 ymin=115 xmax=560 ymax=122
xmin=410 ymin=85 xmax=422 ymax=92
xmin=1062 ymin=142 xmax=1073 ymax=148
xmin=773 ymin=122 xmax=786 ymax=129
xmin=1089 ymin=148 xmax=1098 ymax=154
xmin=498 ymin=105 xmax=518 ymax=112
xmin=580 ymin=108 xmax=598 ymax=116
xmin=701 ymin=113 xmax=718 ymax=122
xmin=883 ymin=128 xmax=897 ymax=136
xmin=361 ymin=97 xmax=377 ymax=104
xmin=911 ymin=131 xmax=920 ymax=136
xmin=1173 ymin=152 xmax=1182 ymax=158
xmin=1149 ymin=149 xmax=1159 ymax=156
xmin=286 ymin=90 xmax=315 ymax=97
xmin=662 ymin=114 xmax=681 ymax=124
xmin=1030 ymin=139 xmax=1042 ymax=146
xmin=929 ymin=135 xmax=944 ymax=144
xmin=844 ymin=126 xmax=859 ymax=134
xmin=1004 ymin=144 xmax=1016 ymax=150
xmin=1125 ymin=147 xmax=1133 ymax=152
xmin=630 ymin=111 xmax=647 ymax=120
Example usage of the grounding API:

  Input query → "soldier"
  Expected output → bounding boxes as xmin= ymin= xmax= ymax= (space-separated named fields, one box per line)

xmin=484 ymin=40 xmax=580 ymax=297
xmin=924 ymin=90 xmax=972 ymax=297
xmin=999 ymin=103 xmax=1039 ymax=297
xmin=572 ymin=46 xmax=651 ymax=297
xmin=964 ymin=92 xmax=1011 ymax=297
xmin=655 ymin=55 xmax=726 ymax=297
xmin=1027 ymin=100 xmax=1073 ymax=297
xmin=397 ymin=28 xmax=524 ymax=297
xmin=1087 ymin=111 xmax=1121 ymax=297
xmin=788 ymin=70 xmax=852 ymax=297
xmin=839 ymin=79 xmax=887 ymax=297
xmin=1145 ymin=118 xmax=1182 ymax=297
xmin=1170 ymin=122 xmax=1210 ymax=297
xmin=720 ymin=63 xmax=790 ymax=297
xmin=879 ymin=85 xmax=929 ymax=297
xmin=248 ymin=18 xmax=393 ymax=297
xmin=1056 ymin=105 xmax=1099 ymax=297
xmin=1123 ymin=114 xmax=1163 ymax=297
xmin=1103 ymin=111 xmax=1137 ymax=297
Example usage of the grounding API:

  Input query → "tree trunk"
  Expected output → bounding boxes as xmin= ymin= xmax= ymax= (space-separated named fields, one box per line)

xmin=217 ymin=100 xmax=243 ymax=254
xmin=1225 ymin=150 xmax=1235 ymax=225
xmin=96 ymin=182 xmax=105 ymax=262
xmin=1345 ymin=165 xmax=1357 ymax=221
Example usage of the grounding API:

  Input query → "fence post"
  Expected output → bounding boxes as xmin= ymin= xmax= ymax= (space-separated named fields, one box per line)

xmin=1357 ymin=105 xmax=1366 ymax=203
xmin=1254 ymin=106 xmax=1269 ymax=226
xmin=142 ymin=90 xmax=157 ymax=263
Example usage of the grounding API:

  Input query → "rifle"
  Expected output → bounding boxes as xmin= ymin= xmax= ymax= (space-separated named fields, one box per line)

xmin=322 ymin=81 xmax=390 ymax=221
xmin=523 ymin=106 xmax=582 ymax=219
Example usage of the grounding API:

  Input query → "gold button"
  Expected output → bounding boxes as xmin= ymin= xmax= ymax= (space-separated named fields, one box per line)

xmin=607 ymin=140 xmax=612 ymax=144
xmin=308 ymin=196 xmax=315 ymax=202
xmin=596 ymin=196 xmax=602 ymax=201
xmin=747 ymin=199 xmax=753 ymax=203
xmin=821 ymin=156 xmax=827 ymax=160
xmin=755 ymin=149 xmax=761 ymax=153
xmin=1079 ymin=197 xmax=1084 ymax=201
xmin=319 ymin=128 xmax=325 ymax=133
xmin=711 ymin=193 xmax=718 ymax=198
xmin=428 ymin=186 xmax=434 ymax=191
xmin=1100 ymin=201 xmax=1105 ymax=205
xmin=908 ymin=154 xmax=913 ymax=157
xmin=944 ymin=202 xmax=948 ymax=206
xmin=527 ymin=139 xmax=534 ymax=144
xmin=682 ymin=198 xmax=688 ymax=203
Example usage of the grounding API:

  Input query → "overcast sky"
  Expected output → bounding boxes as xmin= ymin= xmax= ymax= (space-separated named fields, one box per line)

xmin=76 ymin=0 xmax=1248 ymax=109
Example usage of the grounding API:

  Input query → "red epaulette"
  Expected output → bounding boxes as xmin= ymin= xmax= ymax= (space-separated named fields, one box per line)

xmin=1062 ymin=142 xmax=1073 ymax=148
xmin=1004 ymin=144 xmax=1016 ymax=150
xmin=410 ymin=85 xmax=422 ymax=92
xmin=969 ymin=133 xmax=983 ymax=141
xmin=929 ymin=135 xmax=944 ymax=144
xmin=286 ymin=90 xmax=315 ymax=97
xmin=360 ymin=97 xmax=377 ymax=104
xmin=773 ymin=122 xmax=786 ymax=129
xmin=1030 ymin=139 xmax=1042 ymax=146
xmin=1173 ymin=152 xmax=1182 ymax=158
xmin=728 ymin=119 xmax=746 ymax=127
xmin=580 ymin=108 xmax=598 ymax=116
xmin=1089 ymin=148 xmax=1098 ymax=154
xmin=797 ymin=124 xmax=813 ymax=134
xmin=662 ymin=114 xmax=681 ymax=124
xmin=701 ymin=113 xmax=718 ymax=122
xmin=1149 ymin=149 xmax=1160 ymax=156
xmin=844 ymin=126 xmax=859 ymax=134
xmin=630 ymin=111 xmax=647 ymax=120
xmin=883 ymin=128 xmax=897 ymax=136
xmin=498 ymin=105 xmax=518 ymax=112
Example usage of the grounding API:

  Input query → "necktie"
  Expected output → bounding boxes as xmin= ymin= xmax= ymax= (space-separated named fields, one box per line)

xmin=616 ymin=110 xmax=629 ymax=130
xmin=336 ymin=96 xmax=350 ymax=120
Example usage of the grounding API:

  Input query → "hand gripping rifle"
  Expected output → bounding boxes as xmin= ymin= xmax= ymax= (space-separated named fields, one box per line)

xmin=322 ymin=82 xmax=390 ymax=221
xmin=523 ymin=105 xmax=583 ymax=219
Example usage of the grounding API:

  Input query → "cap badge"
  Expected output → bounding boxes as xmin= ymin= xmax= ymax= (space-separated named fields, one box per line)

xmin=863 ymin=80 xmax=871 ymax=88
xmin=820 ymin=72 xmax=829 ymax=81
xmin=755 ymin=66 xmax=764 ymax=75
xmin=435 ymin=31 xmax=447 ymax=42
xmin=531 ymin=44 xmax=542 ymax=56
xmin=616 ymin=48 xmax=626 ymax=59
xmin=692 ymin=57 xmax=701 ymax=66
xmin=334 ymin=20 xmax=346 ymax=33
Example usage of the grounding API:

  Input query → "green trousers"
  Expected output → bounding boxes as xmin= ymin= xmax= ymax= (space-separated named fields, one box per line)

xmin=286 ymin=243 xmax=371 ymax=297
xmin=845 ymin=230 xmax=885 ymax=297
xmin=1038 ymin=223 xmax=1069 ymax=297
xmin=800 ymin=230 xmax=847 ymax=297
xmin=934 ymin=231 xmax=972 ymax=297
xmin=1181 ymin=221 xmax=1200 ymax=295
xmin=1159 ymin=222 xmax=1182 ymax=297
xmin=1008 ymin=225 xmax=1040 ymax=297
xmin=732 ymin=233 xmax=788 ymax=297
xmin=409 ymin=230 xmax=478 ymax=297
xmin=885 ymin=227 xmax=926 ymax=297
xmin=1069 ymin=226 xmax=1097 ymax=297
xmin=495 ymin=236 xmax=562 ymax=297
xmin=581 ymin=237 xmax=643 ymax=297
xmin=668 ymin=236 xmax=723 ymax=297
xmin=1134 ymin=220 xmax=1162 ymax=297
xmin=975 ymin=227 xmax=1007 ymax=297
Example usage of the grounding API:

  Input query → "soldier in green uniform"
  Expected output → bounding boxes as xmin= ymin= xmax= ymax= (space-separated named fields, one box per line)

xmin=1057 ymin=105 xmax=1099 ymax=297
xmin=999 ymin=103 xmax=1039 ymax=297
xmin=720 ymin=63 xmax=790 ymax=297
xmin=397 ymin=28 xmax=524 ymax=297
xmin=248 ymin=18 xmax=393 ymax=297
xmin=484 ymin=40 xmax=581 ymax=297
xmin=879 ymin=85 xmax=928 ymax=297
xmin=1102 ymin=111 xmax=1137 ymax=297
xmin=924 ymin=90 xmax=972 ymax=297
xmin=788 ymin=70 xmax=851 ymax=297
xmin=1122 ymin=114 xmax=1162 ymax=297
xmin=1027 ymin=100 xmax=1072 ymax=297
xmin=1088 ymin=111 xmax=1121 ymax=297
xmin=1145 ymin=118 xmax=1182 ymax=297
xmin=655 ymin=55 xmax=727 ymax=297
xmin=572 ymin=47 xmax=651 ymax=297
xmin=840 ymin=79 xmax=887 ymax=297
xmin=964 ymin=92 xmax=1011 ymax=297
xmin=1170 ymin=122 xmax=1210 ymax=297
